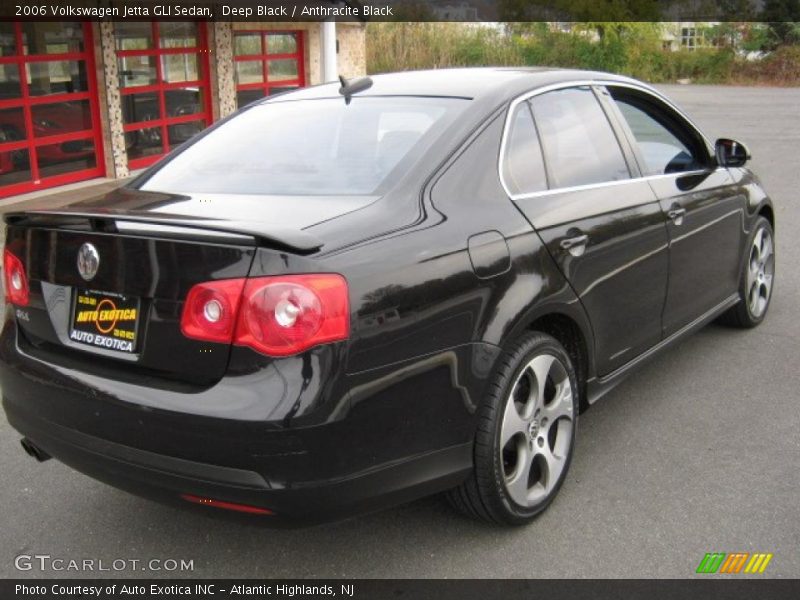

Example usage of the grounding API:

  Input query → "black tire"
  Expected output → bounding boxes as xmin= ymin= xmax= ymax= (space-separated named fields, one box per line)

xmin=448 ymin=331 xmax=579 ymax=525
xmin=718 ymin=216 xmax=775 ymax=328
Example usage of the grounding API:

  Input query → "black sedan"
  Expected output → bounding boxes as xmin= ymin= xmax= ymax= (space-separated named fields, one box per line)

xmin=0 ymin=68 xmax=775 ymax=525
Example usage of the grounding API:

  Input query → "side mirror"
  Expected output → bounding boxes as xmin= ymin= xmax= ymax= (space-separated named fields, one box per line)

xmin=715 ymin=138 xmax=750 ymax=167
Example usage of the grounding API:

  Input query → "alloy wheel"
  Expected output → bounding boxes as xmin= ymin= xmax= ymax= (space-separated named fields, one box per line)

xmin=500 ymin=353 xmax=574 ymax=508
xmin=746 ymin=226 xmax=774 ymax=318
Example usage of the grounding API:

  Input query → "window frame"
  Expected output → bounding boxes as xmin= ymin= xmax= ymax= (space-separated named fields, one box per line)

xmin=498 ymin=79 xmax=717 ymax=201
xmin=681 ymin=27 xmax=701 ymax=51
xmin=233 ymin=30 xmax=306 ymax=107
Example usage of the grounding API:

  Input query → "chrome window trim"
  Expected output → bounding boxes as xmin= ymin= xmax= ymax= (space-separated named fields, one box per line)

xmin=498 ymin=79 xmax=717 ymax=202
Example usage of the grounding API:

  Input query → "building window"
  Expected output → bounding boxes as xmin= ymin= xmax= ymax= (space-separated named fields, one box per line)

xmin=0 ymin=22 xmax=104 ymax=198
xmin=681 ymin=27 xmax=700 ymax=50
xmin=114 ymin=22 xmax=212 ymax=169
xmin=234 ymin=31 xmax=305 ymax=108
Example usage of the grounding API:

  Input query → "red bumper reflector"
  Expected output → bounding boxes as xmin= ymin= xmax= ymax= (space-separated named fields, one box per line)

xmin=180 ymin=494 xmax=273 ymax=515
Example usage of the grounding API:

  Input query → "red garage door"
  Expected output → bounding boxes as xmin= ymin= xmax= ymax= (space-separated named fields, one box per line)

xmin=115 ymin=22 xmax=213 ymax=170
xmin=0 ymin=22 xmax=104 ymax=199
xmin=234 ymin=30 xmax=306 ymax=107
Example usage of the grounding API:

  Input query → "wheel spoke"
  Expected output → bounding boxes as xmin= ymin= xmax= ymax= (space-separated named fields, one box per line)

xmin=749 ymin=282 xmax=760 ymax=314
xmin=747 ymin=257 xmax=759 ymax=287
xmin=763 ymin=273 xmax=774 ymax=294
xmin=760 ymin=234 xmax=773 ymax=267
xmin=501 ymin=391 xmax=527 ymax=448
xmin=537 ymin=444 xmax=564 ymax=487
xmin=543 ymin=382 xmax=573 ymax=422
xmin=529 ymin=354 xmax=555 ymax=409
xmin=518 ymin=366 xmax=537 ymax=418
xmin=536 ymin=446 xmax=555 ymax=486
xmin=752 ymin=229 xmax=764 ymax=263
xmin=541 ymin=419 xmax=572 ymax=482
xmin=757 ymin=289 xmax=768 ymax=315
xmin=505 ymin=442 xmax=533 ymax=506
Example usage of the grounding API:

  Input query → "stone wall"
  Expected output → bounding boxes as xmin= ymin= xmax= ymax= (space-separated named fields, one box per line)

xmin=337 ymin=24 xmax=367 ymax=79
xmin=211 ymin=22 xmax=236 ymax=120
xmin=95 ymin=22 xmax=128 ymax=178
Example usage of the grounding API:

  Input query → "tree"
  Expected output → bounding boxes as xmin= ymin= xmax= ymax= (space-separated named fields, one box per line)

xmin=497 ymin=0 xmax=662 ymax=21
xmin=762 ymin=0 xmax=800 ymax=48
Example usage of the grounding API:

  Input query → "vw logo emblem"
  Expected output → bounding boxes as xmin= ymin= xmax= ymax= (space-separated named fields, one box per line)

xmin=77 ymin=243 xmax=100 ymax=281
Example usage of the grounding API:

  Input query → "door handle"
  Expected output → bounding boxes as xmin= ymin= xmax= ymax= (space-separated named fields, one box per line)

xmin=560 ymin=234 xmax=588 ymax=257
xmin=667 ymin=207 xmax=686 ymax=225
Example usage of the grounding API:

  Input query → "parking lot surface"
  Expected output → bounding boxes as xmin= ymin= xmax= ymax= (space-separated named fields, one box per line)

xmin=1 ymin=85 xmax=798 ymax=579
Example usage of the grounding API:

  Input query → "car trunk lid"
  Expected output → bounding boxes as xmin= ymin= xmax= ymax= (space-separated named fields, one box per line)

xmin=2 ymin=188 xmax=346 ymax=387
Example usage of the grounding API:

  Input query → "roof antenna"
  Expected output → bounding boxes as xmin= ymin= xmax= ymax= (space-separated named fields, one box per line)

xmin=338 ymin=75 xmax=373 ymax=105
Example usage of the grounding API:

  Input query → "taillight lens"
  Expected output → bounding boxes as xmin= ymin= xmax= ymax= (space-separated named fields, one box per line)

xmin=180 ymin=274 xmax=349 ymax=356
xmin=236 ymin=274 xmax=349 ymax=356
xmin=180 ymin=278 xmax=246 ymax=343
xmin=4 ymin=249 xmax=29 ymax=306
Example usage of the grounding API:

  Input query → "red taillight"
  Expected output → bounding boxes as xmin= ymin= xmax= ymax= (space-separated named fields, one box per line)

xmin=180 ymin=274 xmax=349 ymax=356
xmin=4 ymin=249 xmax=29 ymax=306
xmin=180 ymin=278 xmax=246 ymax=343
xmin=180 ymin=494 xmax=273 ymax=515
xmin=236 ymin=274 xmax=349 ymax=357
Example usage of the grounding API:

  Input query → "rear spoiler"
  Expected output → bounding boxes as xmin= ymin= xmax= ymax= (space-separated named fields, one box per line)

xmin=4 ymin=209 xmax=324 ymax=254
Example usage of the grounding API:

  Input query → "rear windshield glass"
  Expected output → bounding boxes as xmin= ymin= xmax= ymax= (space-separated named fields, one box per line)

xmin=138 ymin=97 xmax=468 ymax=196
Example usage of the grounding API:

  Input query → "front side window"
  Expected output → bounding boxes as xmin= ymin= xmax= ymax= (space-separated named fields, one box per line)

xmin=610 ymin=89 xmax=708 ymax=175
xmin=139 ymin=97 xmax=467 ymax=196
xmin=502 ymin=102 xmax=547 ymax=195
xmin=531 ymin=87 xmax=630 ymax=189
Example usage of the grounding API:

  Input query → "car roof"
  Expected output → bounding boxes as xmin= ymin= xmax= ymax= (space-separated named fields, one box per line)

xmin=267 ymin=67 xmax=643 ymax=105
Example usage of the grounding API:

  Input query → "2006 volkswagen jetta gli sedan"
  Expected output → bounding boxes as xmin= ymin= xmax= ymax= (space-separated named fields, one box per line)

xmin=0 ymin=68 xmax=775 ymax=525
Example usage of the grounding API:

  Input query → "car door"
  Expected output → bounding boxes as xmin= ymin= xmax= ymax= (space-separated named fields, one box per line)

xmin=504 ymin=85 xmax=670 ymax=376
xmin=604 ymin=85 xmax=746 ymax=337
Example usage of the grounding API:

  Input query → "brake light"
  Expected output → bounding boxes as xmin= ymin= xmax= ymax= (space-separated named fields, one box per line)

xmin=180 ymin=274 xmax=349 ymax=356
xmin=4 ymin=249 xmax=29 ymax=306
xmin=236 ymin=274 xmax=349 ymax=357
xmin=180 ymin=278 xmax=246 ymax=343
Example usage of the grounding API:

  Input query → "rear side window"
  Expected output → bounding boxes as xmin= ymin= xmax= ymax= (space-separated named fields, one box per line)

xmin=531 ymin=87 xmax=630 ymax=189
xmin=502 ymin=103 xmax=547 ymax=195
xmin=610 ymin=90 xmax=709 ymax=175
xmin=138 ymin=97 xmax=467 ymax=196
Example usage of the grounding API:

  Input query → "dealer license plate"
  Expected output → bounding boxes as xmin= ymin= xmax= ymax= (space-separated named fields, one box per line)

xmin=69 ymin=289 xmax=141 ymax=354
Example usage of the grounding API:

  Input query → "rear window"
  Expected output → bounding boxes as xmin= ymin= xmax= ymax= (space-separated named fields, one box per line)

xmin=138 ymin=97 xmax=468 ymax=196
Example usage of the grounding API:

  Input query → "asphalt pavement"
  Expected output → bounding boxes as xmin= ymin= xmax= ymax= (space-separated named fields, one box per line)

xmin=1 ymin=84 xmax=798 ymax=579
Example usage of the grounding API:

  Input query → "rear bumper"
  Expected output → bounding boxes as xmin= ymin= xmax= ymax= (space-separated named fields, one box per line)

xmin=4 ymin=399 xmax=470 ymax=525
xmin=0 ymin=319 xmax=479 ymax=525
